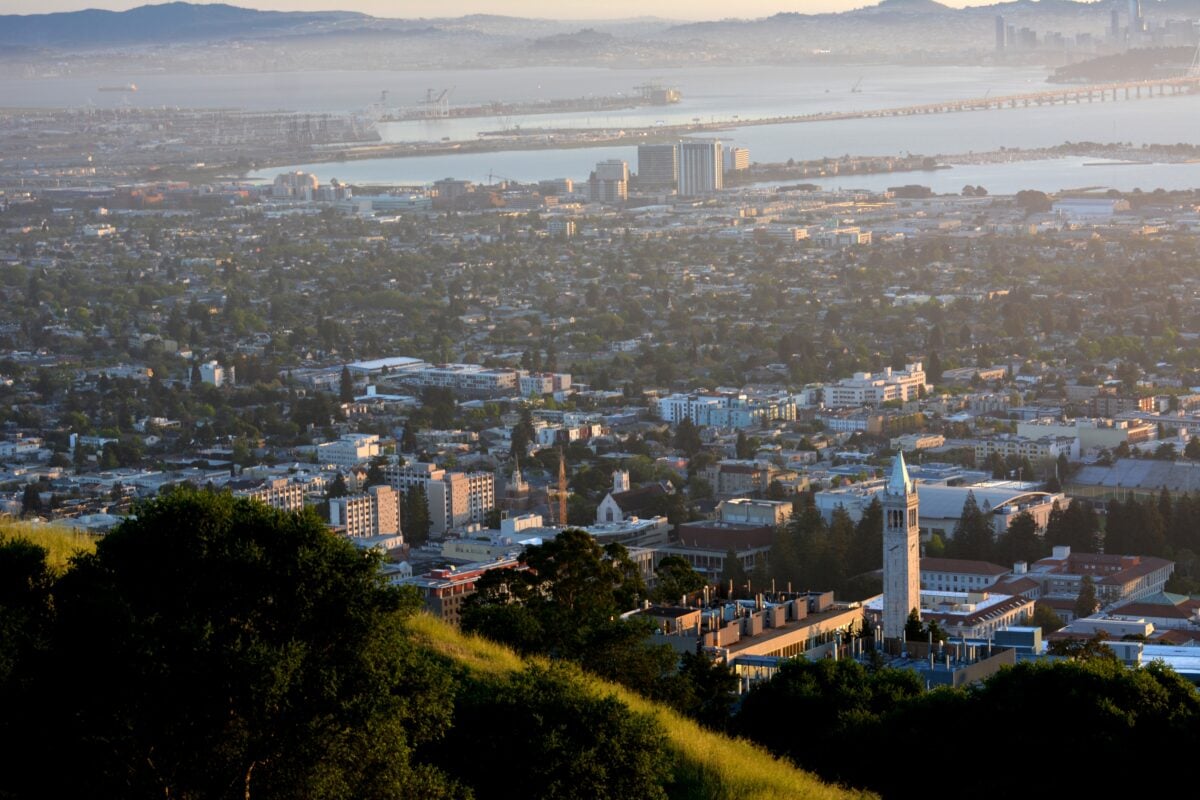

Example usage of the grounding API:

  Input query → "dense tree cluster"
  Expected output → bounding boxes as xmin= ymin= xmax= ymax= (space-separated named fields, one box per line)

xmin=766 ymin=495 xmax=882 ymax=600
xmin=737 ymin=654 xmax=1200 ymax=797
xmin=461 ymin=529 xmax=737 ymax=728
xmin=0 ymin=492 xmax=676 ymax=800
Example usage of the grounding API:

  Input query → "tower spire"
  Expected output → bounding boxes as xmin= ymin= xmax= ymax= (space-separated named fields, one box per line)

xmin=511 ymin=453 xmax=525 ymax=491
xmin=887 ymin=451 xmax=913 ymax=495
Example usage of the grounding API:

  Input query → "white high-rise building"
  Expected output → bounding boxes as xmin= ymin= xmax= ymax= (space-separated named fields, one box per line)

xmin=882 ymin=452 xmax=921 ymax=640
xmin=678 ymin=140 xmax=724 ymax=197
xmin=383 ymin=462 xmax=495 ymax=535
xmin=329 ymin=485 xmax=401 ymax=539
xmin=199 ymin=360 xmax=232 ymax=388
xmin=589 ymin=159 xmax=629 ymax=204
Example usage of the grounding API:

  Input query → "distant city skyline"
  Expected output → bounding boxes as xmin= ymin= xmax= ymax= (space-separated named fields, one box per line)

xmin=1 ymin=0 xmax=1010 ymax=20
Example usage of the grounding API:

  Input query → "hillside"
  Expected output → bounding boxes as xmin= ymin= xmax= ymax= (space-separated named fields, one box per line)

xmin=1049 ymin=46 xmax=1196 ymax=83
xmin=0 ymin=522 xmax=95 ymax=571
xmin=406 ymin=612 xmax=874 ymax=800
xmin=0 ymin=2 xmax=364 ymax=47
xmin=0 ymin=0 xmax=1162 ymax=66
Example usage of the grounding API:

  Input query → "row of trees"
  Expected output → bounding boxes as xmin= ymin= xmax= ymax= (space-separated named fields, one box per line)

xmin=934 ymin=490 xmax=1105 ymax=566
xmin=1105 ymin=490 xmax=1200 ymax=561
xmin=737 ymin=653 xmax=1200 ymax=797
xmin=764 ymin=495 xmax=883 ymax=601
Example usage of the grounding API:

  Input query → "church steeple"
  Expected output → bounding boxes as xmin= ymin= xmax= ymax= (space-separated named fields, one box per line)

xmin=511 ymin=454 xmax=526 ymax=493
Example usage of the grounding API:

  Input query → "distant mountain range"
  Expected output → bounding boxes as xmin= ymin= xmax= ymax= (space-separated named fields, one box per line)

xmin=0 ymin=3 xmax=368 ymax=47
xmin=5 ymin=1 xmax=1200 ymax=66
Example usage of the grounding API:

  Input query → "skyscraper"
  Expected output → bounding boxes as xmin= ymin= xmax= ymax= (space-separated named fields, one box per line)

xmin=677 ymin=139 xmax=723 ymax=197
xmin=1128 ymin=0 xmax=1143 ymax=34
xmin=882 ymin=452 xmax=920 ymax=640
xmin=589 ymin=159 xmax=629 ymax=203
xmin=637 ymin=143 xmax=679 ymax=189
xmin=995 ymin=15 xmax=1006 ymax=51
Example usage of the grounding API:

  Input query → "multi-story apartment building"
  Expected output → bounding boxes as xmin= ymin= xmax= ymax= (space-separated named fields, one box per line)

xmin=973 ymin=435 xmax=1074 ymax=464
xmin=229 ymin=476 xmax=305 ymax=513
xmin=657 ymin=391 xmax=796 ymax=429
xmin=329 ymin=485 xmax=401 ymax=539
xmin=518 ymin=371 xmax=572 ymax=397
xmin=723 ymin=146 xmax=750 ymax=173
xmin=823 ymin=363 xmax=927 ymax=408
xmin=1089 ymin=394 xmax=1155 ymax=417
xmin=410 ymin=364 xmax=518 ymax=395
xmin=383 ymin=461 xmax=496 ymax=535
xmin=317 ymin=434 xmax=381 ymax=468
xmin=702 ymin=460 xmax=796 ymax=499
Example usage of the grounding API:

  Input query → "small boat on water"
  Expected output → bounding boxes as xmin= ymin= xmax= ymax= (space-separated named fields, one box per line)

xmin=98 ymin=84 xmax=138 ymax=92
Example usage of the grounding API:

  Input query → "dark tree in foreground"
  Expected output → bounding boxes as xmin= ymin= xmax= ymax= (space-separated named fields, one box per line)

xmin=0 ymin=535 xmax=54 ymax=693
xmin=12 ymin=490 xmax=461 ymax=800
xmin=431 ymin=663 xmax=671 ymax=800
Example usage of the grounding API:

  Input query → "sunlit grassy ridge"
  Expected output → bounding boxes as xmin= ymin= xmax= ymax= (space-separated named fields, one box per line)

xmin=0 ymin=522 xmax=97 ymax=572
xmin=406 ymin=613 xmax=875 ymax=800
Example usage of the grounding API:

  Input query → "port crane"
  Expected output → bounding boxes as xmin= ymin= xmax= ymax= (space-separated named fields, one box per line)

xmin=850 ymin=77 xmax=864 ymax=93
xmin=419 ymin=88 xmax=453 ymax=119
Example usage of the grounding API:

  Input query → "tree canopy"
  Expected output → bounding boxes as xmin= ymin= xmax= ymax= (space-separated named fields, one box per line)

xmin=4 ymin=489 xmax=461 ymax=799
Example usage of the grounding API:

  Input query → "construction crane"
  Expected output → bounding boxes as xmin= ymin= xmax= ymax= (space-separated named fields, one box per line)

xmin=556 ymin=449 xmax=568 ymax=528
xmin=419 ymin=87 xmax=452 ymax=119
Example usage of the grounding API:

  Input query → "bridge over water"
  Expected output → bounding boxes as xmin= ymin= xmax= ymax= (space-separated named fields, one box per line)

xmin=648 ymin=76 xmax=1200 ymax=135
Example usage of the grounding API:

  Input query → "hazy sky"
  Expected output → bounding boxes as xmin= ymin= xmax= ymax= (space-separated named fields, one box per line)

xmin=2 ymin=1 xmax=1006 ymax=20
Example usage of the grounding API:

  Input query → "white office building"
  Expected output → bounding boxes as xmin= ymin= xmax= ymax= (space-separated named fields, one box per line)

xmin=678 ymin=140 xmax=724 ymax=197
xmin=317 ymin=434 xmax=381 ymax=468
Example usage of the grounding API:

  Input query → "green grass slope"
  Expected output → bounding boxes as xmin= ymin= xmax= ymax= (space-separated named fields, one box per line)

xmin=0 ymin=522 xmax=97 ymax=571
xmin=406 ymin=613 xmax=875 ymax=800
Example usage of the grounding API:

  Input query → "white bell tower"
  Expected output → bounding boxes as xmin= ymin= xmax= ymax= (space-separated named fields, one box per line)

xmin=882 ymin=452 xmax=921 ymax=640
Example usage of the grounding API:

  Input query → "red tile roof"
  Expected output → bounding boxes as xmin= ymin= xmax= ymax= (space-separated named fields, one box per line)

xmin=920 ymin=557 xmax=1009 ymax=576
